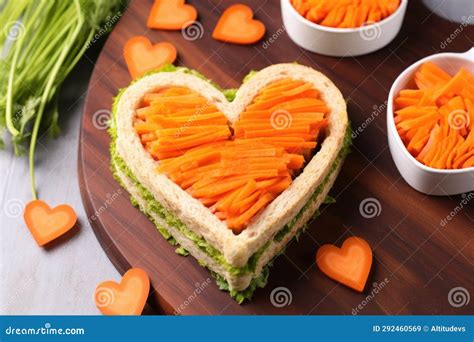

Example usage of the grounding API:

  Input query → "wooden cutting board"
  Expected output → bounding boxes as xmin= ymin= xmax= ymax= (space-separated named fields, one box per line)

xmin=79 ymin=0 xmax=473 ymax=315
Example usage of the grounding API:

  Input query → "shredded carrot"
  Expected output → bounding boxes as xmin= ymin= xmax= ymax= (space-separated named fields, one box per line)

xmin=230 ymin=190 xmax=261 ymax=215
xmin=134 ymin=79 xmax=328 ymax=233
xmin=394 ymin=62 xmax=474 ymax=170
xmin=291 ymin=0 xmax=400 ymax=28
xmin=227 ymin=193 xmax=275 ymax=232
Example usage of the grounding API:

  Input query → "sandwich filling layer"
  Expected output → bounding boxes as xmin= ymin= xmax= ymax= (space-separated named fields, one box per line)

xmin=134 ymin=80 xmax=329 ymax=233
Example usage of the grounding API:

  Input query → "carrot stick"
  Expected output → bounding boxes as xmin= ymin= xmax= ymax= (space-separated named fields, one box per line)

xmin=227 ymin=193 xmax=275 ymax=232
xmin=138 ymin=78 xmax=331 ymax=231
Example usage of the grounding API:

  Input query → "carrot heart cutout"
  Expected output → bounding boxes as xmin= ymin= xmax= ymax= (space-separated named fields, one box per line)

xmin=94 ymin=268 xmax=150 ymax=316
xmin=147 ymin=0 xmax=198 ymax=30
xmin=123 ymin=36 xmax=177 ymax=79
xmin=316 ymin=236 xmax=373 ymax=292
xmin=212 ymin=4 xmax=266 ymax=44
xmin=23 ymin=200 xmax=77 ymax=246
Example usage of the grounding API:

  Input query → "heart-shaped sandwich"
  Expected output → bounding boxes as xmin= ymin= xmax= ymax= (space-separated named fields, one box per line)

xmin=110 ymin=63 xmax=350 ymax=302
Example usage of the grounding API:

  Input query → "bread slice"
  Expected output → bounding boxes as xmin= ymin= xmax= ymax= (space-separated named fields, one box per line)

xmin=110 ymin=63 xmax=350 ymax=302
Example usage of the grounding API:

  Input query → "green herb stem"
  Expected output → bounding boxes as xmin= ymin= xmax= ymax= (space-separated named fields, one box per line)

xmin=1 ymin=0 xmax=125 ymax=198
xmin=29 ymin=0 xmax=84 ymax=199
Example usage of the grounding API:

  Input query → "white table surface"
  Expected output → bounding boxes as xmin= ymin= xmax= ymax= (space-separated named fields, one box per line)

xmin=0 ymin=57 xmax=120 ymax=315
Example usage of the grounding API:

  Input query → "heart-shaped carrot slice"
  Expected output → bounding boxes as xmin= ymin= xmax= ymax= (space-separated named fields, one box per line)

xmin=23 ymin=200 xmax=77 ymax=246
xmin=123 ymin=36 xmax=177 ymax=79
xmin=147 ymin=0 xmax=198 ymax=30
xmin=316 ymin=236 xmax=372 ymax=292
xmin=212 ymin=4 xmax=265 ymax=44
xmin=95 ymin=268 xmax=150 ymax=316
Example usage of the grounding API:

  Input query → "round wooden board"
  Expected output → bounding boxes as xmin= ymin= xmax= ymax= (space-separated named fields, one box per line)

xmin=79 ymin=0 xmax=473 ymax=315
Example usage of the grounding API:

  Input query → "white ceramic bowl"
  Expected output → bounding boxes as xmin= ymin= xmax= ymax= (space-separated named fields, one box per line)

xmin=387 ymin=48 xmax=474 ymax=196
xmin=422 ymin=0 xmax=474 ymax=24
xmin=281 ymin=0 xmax=408 ymax=57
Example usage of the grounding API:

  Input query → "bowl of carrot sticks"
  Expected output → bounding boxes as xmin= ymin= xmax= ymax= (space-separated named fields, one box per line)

xmin=387 ymin=48 xmax=474 ymax=195
xmin=281 ymin=0 xmax=407 ymax=57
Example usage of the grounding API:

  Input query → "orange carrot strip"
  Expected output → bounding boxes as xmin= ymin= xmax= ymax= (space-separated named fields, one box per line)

xmin=227 ymin=193 xmax=275 ymax=232
xmin=433 ymin=68 xmax=470 ymax=101
xmin=232 ymin=190 xmax=261 ymax=215
xmin=266 ymin=177 xmax=292 ymax=194
xmin=191 ymin=178 xmax=250 ymax=198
